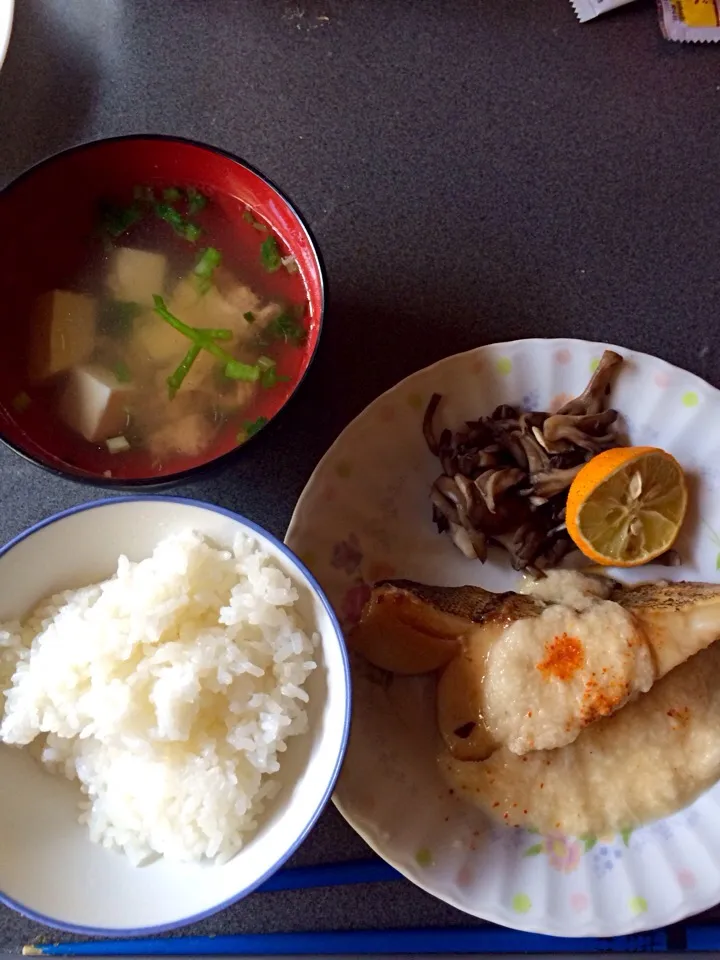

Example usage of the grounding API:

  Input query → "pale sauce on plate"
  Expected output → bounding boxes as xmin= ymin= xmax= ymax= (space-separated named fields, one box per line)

xmin=443 ymin=638 xmax=720 ymax=835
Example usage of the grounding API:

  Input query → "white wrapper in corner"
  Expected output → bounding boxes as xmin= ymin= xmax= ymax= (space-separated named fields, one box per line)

xmin=571 ymin=0 xmax=639 ymax=21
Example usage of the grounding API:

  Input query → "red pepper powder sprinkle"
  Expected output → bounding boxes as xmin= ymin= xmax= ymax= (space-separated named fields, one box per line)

xmin=581 ymin=675 xmax=630 ymax=724
xmin=537 ymin=633 xmax=584 ymax=681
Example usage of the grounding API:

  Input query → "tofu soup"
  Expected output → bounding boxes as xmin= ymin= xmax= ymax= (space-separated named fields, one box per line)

xmin=5 ymin=185 xmax=311 ymax=478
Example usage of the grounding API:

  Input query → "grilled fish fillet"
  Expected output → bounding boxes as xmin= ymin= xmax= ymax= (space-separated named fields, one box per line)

xmin=441 ymin=640 xmax=720 ymax=837
xmin=350 ymin=570 xmax=720 ymax=757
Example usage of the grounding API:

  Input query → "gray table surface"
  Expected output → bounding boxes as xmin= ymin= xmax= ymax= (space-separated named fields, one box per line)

xmin=2 ymin=0 xmax=720 ymax=952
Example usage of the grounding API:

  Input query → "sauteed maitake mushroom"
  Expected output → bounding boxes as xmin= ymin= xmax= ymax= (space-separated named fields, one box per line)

xmin=424 ymin=350 xmax=625 ymax=572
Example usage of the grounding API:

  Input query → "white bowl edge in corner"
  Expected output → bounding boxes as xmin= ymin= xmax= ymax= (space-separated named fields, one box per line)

xmin=0 ymin=0 xmax=13 ymax=72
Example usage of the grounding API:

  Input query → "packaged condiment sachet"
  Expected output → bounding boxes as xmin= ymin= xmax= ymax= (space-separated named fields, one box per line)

xmin=571 ymin=0 xmax=639 ymax=21
xmin=657 ymin=0 xmax=720 ymax=41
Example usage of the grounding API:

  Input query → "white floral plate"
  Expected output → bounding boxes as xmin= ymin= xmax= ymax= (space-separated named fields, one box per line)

xmin=286 ymin=338 xmax=720 ymax=938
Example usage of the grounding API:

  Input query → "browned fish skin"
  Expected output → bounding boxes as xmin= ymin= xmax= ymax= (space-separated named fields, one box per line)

xmin=380 ymin=577 xmax=720 ymax=636
xmin=358 ymin=574 xmax=720 ymax=759
xmin=610 ymin=580 xmax=720 ymax=678
xmin=377 ymin=579 xmax=541 ymax=626
xmin=611 ymin=580 xmax=720 ymax=610
xmin=357 ymin=576 xmax=720 ymax=691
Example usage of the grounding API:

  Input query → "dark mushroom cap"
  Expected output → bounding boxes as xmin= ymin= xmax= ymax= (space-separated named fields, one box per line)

xmin=423 ymin=350 xmax=625 ymax=571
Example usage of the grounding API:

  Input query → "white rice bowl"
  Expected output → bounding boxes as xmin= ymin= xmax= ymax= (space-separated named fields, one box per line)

xmin=0 ymin=498 xmax=349 ymax=933
xmin=1 ymin=529 xmax=318 ymax=866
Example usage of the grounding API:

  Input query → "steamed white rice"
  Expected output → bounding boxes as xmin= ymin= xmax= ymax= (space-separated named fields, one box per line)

xmin=0 ymin=530 xmax=318 ymax=865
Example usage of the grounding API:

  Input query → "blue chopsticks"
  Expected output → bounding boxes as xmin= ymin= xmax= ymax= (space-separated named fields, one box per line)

xmin=256 ymin=858 xmax=401 ymax=892
xmin=21 ymin=858 xmax=720 ymax=955
xmin=24 ymin=926 xmax=674 ymax=955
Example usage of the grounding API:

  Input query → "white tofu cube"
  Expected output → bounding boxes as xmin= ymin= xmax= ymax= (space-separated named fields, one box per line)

xmin=133 ymin=313 xmax=186 ymax=365
xmin=107 ymin=248 xmax=167 ymax=307
xmin=148 ymin=414 xmax=213 ymax=459
xmin=133 ymin=313 xmax=221 ymax=391
xmin=169 ymin=274 xmax=261 ymax=335
xmin=59 ymin=365 xmax=135 ymax=443
xmin=29 ymin=291 xmax=96 ymax=382
xmin=182 ymin=349 xmax=219 ymax=392
xmin=134 ymin=272 xmax=269 ymax=394
xmin=168 ymin=277 xmax=216 ymax=327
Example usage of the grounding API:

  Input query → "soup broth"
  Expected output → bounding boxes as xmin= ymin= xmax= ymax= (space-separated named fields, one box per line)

xmin=6 ymin=185 xmax=312 ymax=479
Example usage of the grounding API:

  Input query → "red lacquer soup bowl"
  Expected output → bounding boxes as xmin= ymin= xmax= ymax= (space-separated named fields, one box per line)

xmin=0 ymin=136 xmax=325 ymax=488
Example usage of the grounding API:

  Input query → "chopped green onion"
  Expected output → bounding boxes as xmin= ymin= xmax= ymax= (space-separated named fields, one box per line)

xmin=243 ymin=209 xmax=268 ymax=231
xmin=100 ymin=201 xmax=142 ymax=238
xmin=163 ymin=187 xmax=182 ymax=202
xmin=193 ymin=247 xmax=222 ymax=284
xmin=264 ymin=311 xmax=306 ymax=346
xmin=106 ymin=435 xmax=131 ymax=454
xmin=204 ymin=328 xmax=233 ymax=340
xmin=263 ymin=368 xmax=290 ymax=388
xmin=12 ymin=391 xmax=31 ymax=413
xmin=247 ymin=416 xmax=268 ymax=436
xmin=153 ymin=295 xmax=261 ymax=392
xmin=155 ymin=203 xmax=202 ymax=242
xmin=260 ymin=235 xmax=282 ymax=273
xmin=153 ymin=294 xmax=209 ymax=342
xmin=113 ymin=361 xmax=132 ymax=383
xmin=224 ymin=359 xmax=261 ymax=382
xmin=167 ymin=344 xmax=201 ymax=399
xmin=155 ymin=202 xmax=186 ymax=235
xmin=186 ymin=187 xmax=207 ymax=215
xmin=243 ymin=311 xmax=256 ymax=324
xmin=256 ymin=357 xmax=289 ymax=389
xmin=237 ymin=416 xmax=269 ymax=443
xmin=99 ymin=301 xmax=142 ymax=338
